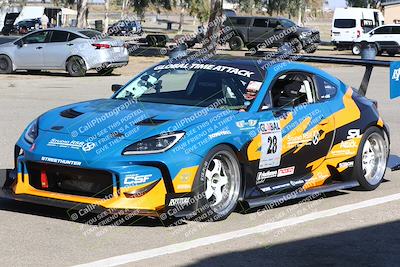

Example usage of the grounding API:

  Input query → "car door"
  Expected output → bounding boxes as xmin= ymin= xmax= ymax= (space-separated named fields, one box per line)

xmin=369 ymin=26 xmax=391 ymax=47
xmin=13 ymin=30 xmax=50 ymax=69
xmin=256 ymin=71 xmax=335 ymax=185
xmin=249 ymin=18 xmax=272 ymax=44
xmin=43 ymin=30 xmax=72 ymax=68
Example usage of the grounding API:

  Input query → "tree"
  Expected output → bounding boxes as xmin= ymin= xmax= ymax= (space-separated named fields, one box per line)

xmin=76 ymin=0 xmax=88 ymax=28
xmin=202 ymin=0 xmax=223 ymax=54
xmin=346 ymin=0 xmax=379 ymax=8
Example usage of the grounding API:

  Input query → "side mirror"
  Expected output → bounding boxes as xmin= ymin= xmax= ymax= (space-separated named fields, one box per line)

xmin=15 ymin=40 xmax=23 ymax=48
xmin=369 ymin=31 xmax=374 ymax=36
xmin=111 ymin=84 xmax=122 ymax=92
xmin=275 ymin=25 xmax=284 ymax=31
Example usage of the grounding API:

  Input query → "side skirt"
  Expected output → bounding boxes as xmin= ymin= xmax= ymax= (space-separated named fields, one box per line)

xmin=245 ymin=180 xmax=360 ymax=209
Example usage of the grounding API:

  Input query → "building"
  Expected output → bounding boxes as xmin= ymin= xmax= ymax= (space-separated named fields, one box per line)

xmin=381 ymin=0 xmax=400 ymax=23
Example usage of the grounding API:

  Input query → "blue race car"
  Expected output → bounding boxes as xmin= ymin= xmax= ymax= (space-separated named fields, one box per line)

xmin=0 ymin=55 xmax=395 ymax=222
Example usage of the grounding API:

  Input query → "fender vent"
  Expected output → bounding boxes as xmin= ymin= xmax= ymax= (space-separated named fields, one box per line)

xmin=60 ymin=108 xmax=84 ymax=119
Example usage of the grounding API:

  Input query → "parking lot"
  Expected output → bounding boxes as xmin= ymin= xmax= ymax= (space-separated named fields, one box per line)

xmin=0 ymin=51 xmax=400 ymax=266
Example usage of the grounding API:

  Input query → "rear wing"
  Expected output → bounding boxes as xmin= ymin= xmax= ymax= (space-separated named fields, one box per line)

xmin=245 ymin=53 xmax=400 ymax=99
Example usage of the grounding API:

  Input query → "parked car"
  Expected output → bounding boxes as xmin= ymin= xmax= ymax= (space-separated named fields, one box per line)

xmin=352 ymin=24 xmax=400 ymax=56
xmin=331 ymin=7 xmax=384 ymax=51
xmin=0 ymin=28 xmax=129 ymax=76
xmin=14 ymin=18 xmax=42 ymax=35
xmin=1 ymin=12 xmax=20 ymax=36
xmin=107 ymin=20 xmax=143 ymax=36
xmin=222 ymin=16 xmax=320 ymax=53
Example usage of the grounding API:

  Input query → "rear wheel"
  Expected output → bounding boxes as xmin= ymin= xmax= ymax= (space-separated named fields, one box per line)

xmin=353 ymin=127 xmax=388 ymax=190
xmin=352 ymin=43 xmax=361 ymax=55
xmin=195 ymin=145 xmax=241 ymax=221
xmin=66 ymin=56 xmax=86 ymax=77
xmin=0 ymin=55 xmax=13 ymax=74
xmin=229 ymin=36 xmax=244 ymax=51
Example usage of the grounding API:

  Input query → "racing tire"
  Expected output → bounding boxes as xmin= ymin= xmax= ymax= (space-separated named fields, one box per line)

xmin=97 ymin=68 xmax=114 ymax=76
xmin=66 ymin=56 xmax=87 ymax=77
xmin=352 ymin=43 xmax=361 ymax=55
xmin=353 ymin=127 xmax=389 ymax=191
xmin=229 ymin=36 xmax=244 ymax=51
xmin=194 ymin=145 xmax=242 ymax=221
xmin=0 ymin=55 xmax=13 ymax=74
xmin=289 ymin=38 xmax=303 ymax=54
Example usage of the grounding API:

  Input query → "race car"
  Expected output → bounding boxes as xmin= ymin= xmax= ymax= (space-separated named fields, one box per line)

xmin=0 ymin=54 xmax=397 ymax=222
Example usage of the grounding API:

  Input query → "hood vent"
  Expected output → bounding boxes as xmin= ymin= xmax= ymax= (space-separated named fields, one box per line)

xmin=136 ymin=117 xmax=168 ymax=126
xmin=60 ymin=108 xmax=84 ymax=119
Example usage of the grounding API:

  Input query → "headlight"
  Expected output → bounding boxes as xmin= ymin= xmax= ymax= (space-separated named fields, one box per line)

xmin=123 ymin=132 xmax=185 ymax=155
xmin=24 ymin=119 xmax=38 ymax=144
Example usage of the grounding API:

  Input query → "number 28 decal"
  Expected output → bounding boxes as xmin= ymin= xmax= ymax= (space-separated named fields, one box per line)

xmin=259 ymin=121 xmax=282 ymax=169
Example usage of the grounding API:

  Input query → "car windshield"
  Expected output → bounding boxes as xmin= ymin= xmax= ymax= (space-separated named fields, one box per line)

xmin=79 ymin=30 xmax=103 ymax=38
xmin=280 ymin=19 xmax=296 ymax=28
xmin=114 ymin=62 xmax=265 ymax=110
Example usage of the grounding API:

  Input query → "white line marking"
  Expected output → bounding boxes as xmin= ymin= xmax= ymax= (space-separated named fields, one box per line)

xmin=75 ymin=193 xmax=400 ymax=267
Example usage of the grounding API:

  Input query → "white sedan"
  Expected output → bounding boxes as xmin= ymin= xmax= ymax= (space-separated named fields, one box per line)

xmin=0 ymin=28 xmax=129 ymax=76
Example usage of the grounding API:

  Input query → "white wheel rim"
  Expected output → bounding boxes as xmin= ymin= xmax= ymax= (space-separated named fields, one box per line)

xmin=205 ymin=151 xmax=240 ymax=215
xmin=361 ymin=133 xmax=387 ymax=185
xmin=353 ymin=46 xmax=360 ymax=55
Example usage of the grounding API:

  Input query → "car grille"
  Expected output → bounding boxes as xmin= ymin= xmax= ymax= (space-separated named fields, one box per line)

xmin=27 ymin=162 xmax=114 ymax=199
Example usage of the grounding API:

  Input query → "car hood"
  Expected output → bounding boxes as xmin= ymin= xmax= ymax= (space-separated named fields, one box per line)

xmin=38 ymin=99 xmax=234 ymax=141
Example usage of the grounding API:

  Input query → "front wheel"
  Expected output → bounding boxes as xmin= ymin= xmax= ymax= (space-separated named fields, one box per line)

xmin=0 ymin=55 xmax=13 ymax=74
xmin=195 ymin=145 xmax=241 ymax=221
xmin=353 ymin=127 xmax=388 ymax=190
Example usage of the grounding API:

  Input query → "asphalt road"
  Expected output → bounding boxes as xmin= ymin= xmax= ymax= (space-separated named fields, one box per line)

xmin=0 ymin=58 xmax=399 ymax=267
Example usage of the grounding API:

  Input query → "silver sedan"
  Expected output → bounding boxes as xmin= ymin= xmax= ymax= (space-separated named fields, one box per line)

xmin=0 ymin=28 xmax=129 ymax=76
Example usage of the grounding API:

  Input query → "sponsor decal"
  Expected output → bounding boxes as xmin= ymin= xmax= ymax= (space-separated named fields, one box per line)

xmin=277 ymin=166 xmax=295 ymax=177
xmin=259 ymin=121 xmax=282 ymax=169
xmin=246 ymin=81 xmax=263 ymax=91
xmin=392 ymin=67 xmax=400 ymax=81
xmin=256 ymin=170 xmax=278 ymax=184
xmin=288 ymin=131 xmax=320 ymax=147
xmin=41 ymin=156 xmax=82 ymax=166
xmin=260 ymin=179 xmax=307 ymax=192
xmin=168 ymin=197 xmax=190 ymax=206
xmin=177 ymin=184 xmax=192 ymax=190
xmin=124 ymin=174 xmax=152 ymax=185
xmin=236 ymin=120 xmax=258 ymax=130
xmin=347 ymin=129 xmax=361 ymax=139
xmin=47 ymin=139 xmax=96 ymax=152
xmin=208 ymin=130 xmax=232 ymax=138
xmin=340 ymin=139 xmax=358 ymax=149
xmin=154 ymin=63 xmax=255 ymax=78
xmin=339 ymin=161 xmax=354 ymax=168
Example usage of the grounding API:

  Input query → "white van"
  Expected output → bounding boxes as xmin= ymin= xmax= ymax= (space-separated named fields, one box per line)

xmin=331 ymin=7 xmax=384 ymax=50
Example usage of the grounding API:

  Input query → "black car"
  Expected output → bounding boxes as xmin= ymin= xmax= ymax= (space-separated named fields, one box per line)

xmin=222 ymin=16 xmax=320 ymax=53
xmin=107 ymin=20 xmax=143 ymax=36
xmin=14 ymin=19 xmax=41 ymax=35
xmin=1 ymin=13 xmax=20 ymax=36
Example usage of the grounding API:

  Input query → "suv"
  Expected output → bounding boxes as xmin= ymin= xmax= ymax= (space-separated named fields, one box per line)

xmin=352 ymin=24 xmax=400 ymax=56
xmin=222 ymin=16 xmax=320 ymax=53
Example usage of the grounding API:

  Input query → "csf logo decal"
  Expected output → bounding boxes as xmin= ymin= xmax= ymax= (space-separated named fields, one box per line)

xmin=124 ymin=174 xmax=152 ymax=185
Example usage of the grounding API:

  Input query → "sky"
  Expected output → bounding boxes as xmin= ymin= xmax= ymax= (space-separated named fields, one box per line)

xmin=328 ymin=0 xmax=347 ymax=8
